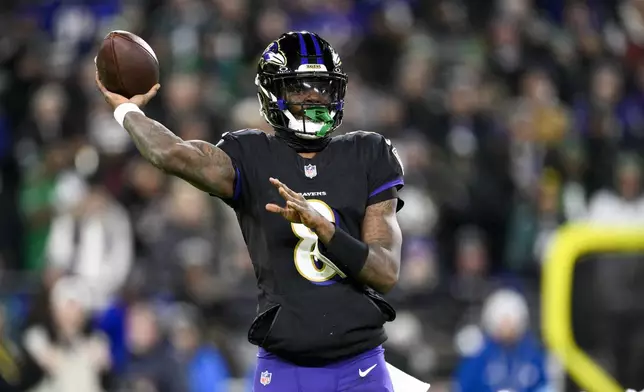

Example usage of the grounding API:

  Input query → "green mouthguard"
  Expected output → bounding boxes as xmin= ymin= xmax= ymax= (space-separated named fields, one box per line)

xmin=303 ymin=107 xmax=334 ymax=137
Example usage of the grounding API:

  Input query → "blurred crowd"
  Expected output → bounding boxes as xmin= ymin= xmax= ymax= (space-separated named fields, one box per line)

xmin=1 ymin=0 xmax=644 ymax=390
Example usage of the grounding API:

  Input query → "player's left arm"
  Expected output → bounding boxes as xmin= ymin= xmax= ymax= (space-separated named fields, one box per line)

xmin=357 ymin=134 xmax=405 ymax=292
xmin=357 ymin=199 xmax=402 ymax=292
xmin=316 ymin=133 xmax=404 ymax=293
xmin=310 ymin=199 xmax=401 ymax=293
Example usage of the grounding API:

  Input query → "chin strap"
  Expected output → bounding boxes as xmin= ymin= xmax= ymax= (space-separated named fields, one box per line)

xmin=275 ymin=129 xmax=330 ymax=152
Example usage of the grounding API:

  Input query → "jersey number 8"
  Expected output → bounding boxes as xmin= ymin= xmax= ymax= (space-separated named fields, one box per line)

xmin=291 ymin=199 xmax=339 ymax=284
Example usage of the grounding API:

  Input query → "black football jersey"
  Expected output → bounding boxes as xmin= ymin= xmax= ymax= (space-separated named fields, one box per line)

xmin=215 ymin=129 xmax=404 ymax=366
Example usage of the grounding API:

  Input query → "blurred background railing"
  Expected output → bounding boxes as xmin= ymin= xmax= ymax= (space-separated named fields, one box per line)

xmin=3 ymin=0 xmax=644 ymax=391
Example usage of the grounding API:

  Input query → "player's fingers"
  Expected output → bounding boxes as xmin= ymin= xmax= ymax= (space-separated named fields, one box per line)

xmin=95 ymin=74 xmax=119 ymax=105
xmin=269 ymin=177 xmax=290 ymax=193
xmin=286 ymin=200 xmax=305 ymax=212
xmin=144 ymin=84 xmax=161 ymax=99
xmin=270 ymin=177 xmax=292 ymax=192
xmin=132 ymin=84 xmax=161 ymax=107
xmin=286 ymin=186 xmax=305 ymax=200
xmin=266 ymin=203 xmax=296 ymax=216
xmin=95 ymin=75 xmax=116 ymax=106
xmin=95 ymin=72 xmax=108 ymax=94
xmin=265 ymin=203 xmax=284 ymax=214
xmin=278 ymin=187 xmax=298 ymax=202
xmin=287 ymin=188 xmax=305 ymax=201
xmin=272 ymin=178 xmax=303 ymax=200
xmin=266 ymin=203 xmax=300 ymax=222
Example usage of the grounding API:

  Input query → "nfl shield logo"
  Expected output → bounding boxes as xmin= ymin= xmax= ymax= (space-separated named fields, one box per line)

xmin=260 ymin=371 xmax=272 ymax=386
xmin=304 ymin=164 xmax=317 ymax=179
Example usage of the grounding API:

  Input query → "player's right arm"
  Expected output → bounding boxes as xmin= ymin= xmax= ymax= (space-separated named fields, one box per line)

xmin=123 ymin=113 xmax=235 ymax=198
xmin=95 ymin=73 xmax=235 ymax=199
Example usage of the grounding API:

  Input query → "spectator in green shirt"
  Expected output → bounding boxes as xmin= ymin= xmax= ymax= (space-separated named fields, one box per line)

xmin=19 ymin=143 xmax=68 ymax=271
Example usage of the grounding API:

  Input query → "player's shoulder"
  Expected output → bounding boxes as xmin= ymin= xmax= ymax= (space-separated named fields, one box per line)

xmin=220 ymin=128 xmax=269 ymax=141
xmin=329 ymin=131 xmax=393 ymax=167
xmin=331 ymin=130 xmax=393 ymax=159
xmin=333 ymin=130 xmax=387 ymax=145
xmin=217 ymin=129 xmax=271 ymax=150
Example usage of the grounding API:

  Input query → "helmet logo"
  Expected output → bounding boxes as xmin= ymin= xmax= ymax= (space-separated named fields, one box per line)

xmin=263 ymin=51 xmax=286 ymax=66
xmin=262 ymin=42 xmax=287 ymax=66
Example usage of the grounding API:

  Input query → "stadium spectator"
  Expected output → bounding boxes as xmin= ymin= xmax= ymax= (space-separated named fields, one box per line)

xmin=504 ymin=170 xmax=564 ymax=273
xmin=453 ymin=289 xmax=551 ymax=392
xmin=587 ymin=153 xmax=644 ymax=224
xmin=169 ymin=303 xmax=230 ymax=392
xmin=22 ymin=276 xmax=111 ymax=392
xmin=44 ymin=166 xmax=133 ymax=312
xmin=120 ymin=301 xmax=187 ymax=392
xmin=19 ymin=141 xmax=68 ymax=272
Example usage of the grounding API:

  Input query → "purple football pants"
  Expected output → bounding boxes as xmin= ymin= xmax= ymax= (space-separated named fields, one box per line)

xmin=252 ymin=346 xmax=394 ymax=392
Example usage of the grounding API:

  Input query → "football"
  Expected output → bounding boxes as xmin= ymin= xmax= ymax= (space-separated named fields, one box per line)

xmin=96 ymin=30 xmax=159 ymax=98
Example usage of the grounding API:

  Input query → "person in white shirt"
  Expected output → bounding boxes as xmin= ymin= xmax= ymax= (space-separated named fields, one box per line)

xmin=23 ymin=277 xmax=111 ymax=392
xmin=45 ymin=171 xmax=133 ymax=312
xmin=587 ymin=154 xmax=644 ymax=225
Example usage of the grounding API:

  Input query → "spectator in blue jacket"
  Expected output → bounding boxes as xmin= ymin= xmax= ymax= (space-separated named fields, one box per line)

xmin=169 ymin=303 xmax=230 ymax=392
xmin=454 ymin=289 xmax=551 ymax=392
xmin=120 ymin=301 xmax=188 ymax=392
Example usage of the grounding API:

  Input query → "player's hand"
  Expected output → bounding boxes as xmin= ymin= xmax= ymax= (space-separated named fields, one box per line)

xmin=266 ymin=178 xmax=328 ymax=230
xmin=95 ymin=70 xmax=160 ymax=110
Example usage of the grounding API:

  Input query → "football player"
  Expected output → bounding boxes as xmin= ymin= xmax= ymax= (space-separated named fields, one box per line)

xmin=96 ymin=31 xmax=430 ymax=392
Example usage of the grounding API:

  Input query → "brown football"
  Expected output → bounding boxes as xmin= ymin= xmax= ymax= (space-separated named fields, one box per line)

xmin=96 ymin=30 xmax=159 ymax=99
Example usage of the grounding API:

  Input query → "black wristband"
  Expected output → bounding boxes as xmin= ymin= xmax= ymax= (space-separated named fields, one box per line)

xmin=319 ymin=226 xmax=369 ymax=279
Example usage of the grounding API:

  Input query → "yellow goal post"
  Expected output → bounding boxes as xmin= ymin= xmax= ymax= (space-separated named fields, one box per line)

xmin=542 ymin=224 xmax=644 ymax=392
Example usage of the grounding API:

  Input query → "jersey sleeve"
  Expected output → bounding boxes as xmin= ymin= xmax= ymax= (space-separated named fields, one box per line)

xmin=213 ymin=131 xmax=253 ymax=210
xmin=366 ymin=134 xmax=405 ymax=210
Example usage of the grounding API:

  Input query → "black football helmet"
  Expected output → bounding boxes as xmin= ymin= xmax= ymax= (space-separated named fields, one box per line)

xmin=256 ymin=31 xmax=348 ymax=139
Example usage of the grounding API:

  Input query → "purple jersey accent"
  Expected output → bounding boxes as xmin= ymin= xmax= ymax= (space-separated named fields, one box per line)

xmin=297 ymin=33 xmax=308 ymax=64
xmin=332 ymin=209 xmax=341 ymax=228
xmin=253 ymin=346 xmax=394 ymax=392
xmin=232 ymin=166 xmax=242 ymax=200
xmin=369 ymin=178 xmax=404 ymax=198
